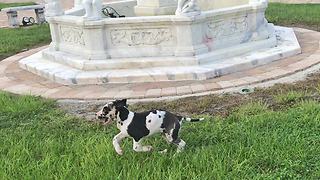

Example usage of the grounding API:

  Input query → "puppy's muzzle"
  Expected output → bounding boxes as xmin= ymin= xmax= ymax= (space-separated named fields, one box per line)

xmin=96 ymin=111 xmax=110 ymax=125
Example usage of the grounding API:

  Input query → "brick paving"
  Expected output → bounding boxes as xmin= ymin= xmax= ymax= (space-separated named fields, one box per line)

xmin=1 ymin=0 xmax=320 ymax=100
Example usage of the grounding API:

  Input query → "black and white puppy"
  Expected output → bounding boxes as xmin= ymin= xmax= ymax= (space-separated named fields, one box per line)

xmin=96 ymin=99 xmax=204 ymax=155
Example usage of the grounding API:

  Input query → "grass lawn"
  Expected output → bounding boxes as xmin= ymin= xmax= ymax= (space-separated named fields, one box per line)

xmin=266 ymin=3 xmax=320 ymax=31
xmin=1 ymin=2 xmax=320 ymax=179
xmin=0 ymin=25 xmax=51 ymax=60
xmin=1 ymin=92 xmax=320 ymax=179
xmin=0 ymin=2 xmax=51 ymax=61
xmin=0 ymin=2 xmax=37 ymax=10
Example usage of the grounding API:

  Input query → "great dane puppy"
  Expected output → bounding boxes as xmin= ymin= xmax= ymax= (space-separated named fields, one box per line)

xmin=96 ymin=99 xmax=204 ymax=155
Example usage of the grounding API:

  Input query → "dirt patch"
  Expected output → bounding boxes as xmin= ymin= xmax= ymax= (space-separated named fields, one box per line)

xmin=31 ymin=23 xmax=320 ymax=121
xmin=56 ymin=100 xmax=106 ymax=121
xmin=56 ymin=71 xmax=320 ymax=121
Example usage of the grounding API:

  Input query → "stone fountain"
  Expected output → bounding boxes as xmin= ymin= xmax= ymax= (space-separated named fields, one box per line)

xmin=19 ymin=0 xmax=301 ymax=85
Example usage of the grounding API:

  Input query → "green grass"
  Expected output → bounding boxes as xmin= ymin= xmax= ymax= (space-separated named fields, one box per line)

xmin=1 ymin=92 xmax=320 ymax=179
xmin=1 ymin=2 xmax=320 ymax=179
xmin=266 ymin=3 xmax=320 ymax=31
xmin=0 ymin=24 xmax=51 ymax=60
xmin=0 ymin=2 xmax=51 ymax=61
xmin=274 ymin=90 xmax=311 ymax=105
xmin=0 ymin=2 xmax=37 ymax=11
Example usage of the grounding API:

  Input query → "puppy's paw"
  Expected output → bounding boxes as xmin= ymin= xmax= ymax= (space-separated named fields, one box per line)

xmin=115 ymin=149 xmax=123 ymax=155
xmin=143 ymin=146 xmax=153 ymax=152
xmin=158 ymin=149 xmax=168 ymax=154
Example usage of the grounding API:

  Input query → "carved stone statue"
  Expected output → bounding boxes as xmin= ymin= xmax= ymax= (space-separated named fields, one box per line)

xmin=175 ymin=0 xmax=200 ymax=16
xmin=45 ymin=0 xmax=64 ymax=17
xmin=82 ymin=0 xmax=102 ymax=21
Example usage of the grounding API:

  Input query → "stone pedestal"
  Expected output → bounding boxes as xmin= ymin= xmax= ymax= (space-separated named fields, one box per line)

xmin=175 ymin=14 xmax=208 ymax=56
xmin=6 ymin=11 xmax=19 ymax=27
xmin=134 ymin=0 xmax=177 ymax=16
xmin=35 ymin=8 xmax=46 ymax=24
xmin=19 ymin=0 xmax=301 ymax=85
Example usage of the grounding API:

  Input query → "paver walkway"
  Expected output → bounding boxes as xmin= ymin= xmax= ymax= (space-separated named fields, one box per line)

xmin=1 ymin=27 xmax=320 ymax=100
xmin=1 ymin=0 xmax=320 ymax=100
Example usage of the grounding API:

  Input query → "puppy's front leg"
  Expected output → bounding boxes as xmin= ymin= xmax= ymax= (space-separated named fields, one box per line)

xmin=133 ymin=139 xmax=153 ymax=152
xmin=113 ymin=133 xmax=128 ymax=155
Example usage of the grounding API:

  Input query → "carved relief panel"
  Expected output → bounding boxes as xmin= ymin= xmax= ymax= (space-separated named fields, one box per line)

xmin=60 ymin=26 xmax=85 ymax=46
xmin=206 ymin=15 xmax=250 ymax=39
xmin=110 ymin=27 xmax=173 ymax=47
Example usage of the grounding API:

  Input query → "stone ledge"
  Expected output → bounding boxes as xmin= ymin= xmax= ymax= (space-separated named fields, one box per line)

xmin=1 ymin=5 xmax=45 ymax=12
xmin=19 ymin=26 xmax=301 ymax=85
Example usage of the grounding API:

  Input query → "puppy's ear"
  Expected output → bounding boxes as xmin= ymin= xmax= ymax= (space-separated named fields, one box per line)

xmin=113 ymin=99 xmax=127 ymax=108
xmin=121 ymin=99 xmax=127 ymax=105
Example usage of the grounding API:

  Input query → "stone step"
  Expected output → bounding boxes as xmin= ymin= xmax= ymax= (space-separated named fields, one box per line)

xmin=19 ymin=26 xmax=301 ymax=85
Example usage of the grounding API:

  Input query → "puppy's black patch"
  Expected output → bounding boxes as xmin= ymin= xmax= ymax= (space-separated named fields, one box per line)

xmin=127 ymin=111 xmax=151 ymax=142
xmin=161 ymin=112 xmax=177 ymax=133
xmin=116 ymin=107 xmax=129 ymax=121
xmin=172 ymin=123 xmax=181 ymax=142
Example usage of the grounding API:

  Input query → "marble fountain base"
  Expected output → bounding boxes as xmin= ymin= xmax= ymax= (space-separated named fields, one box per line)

xmin=19 ymin=25 xmax=300 ymax=85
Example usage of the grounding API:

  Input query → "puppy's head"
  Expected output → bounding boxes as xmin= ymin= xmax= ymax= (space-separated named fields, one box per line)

xmin=95 ymin=99 xmax=128 ymax=125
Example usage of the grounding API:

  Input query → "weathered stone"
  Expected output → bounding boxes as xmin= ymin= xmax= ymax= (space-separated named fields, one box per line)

xmin=2 ymin=5 xmax=46 ymax=27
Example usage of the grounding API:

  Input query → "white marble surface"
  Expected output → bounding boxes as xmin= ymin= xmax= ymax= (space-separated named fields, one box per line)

xmin=137 ymin=0 xmax=176 ymax=7
xmin=45 ymin=0 xmax=64 ymax=17
xmin=42 ymin=49 xmax=199 ymax=70
xmin=197 ymin=0 xmax=249 ymax=11
xmin=1 ymin=5 xmax=45 ymax=12
xmin=19 ymin=26 xmax=301 ymax=85
xmin=19 ymin=0 xmax=298 ymax=85
xmin=47 ymin=1 xmax=270 ymax=62
xmin=135 ymin=0 xmax=177 ymax=16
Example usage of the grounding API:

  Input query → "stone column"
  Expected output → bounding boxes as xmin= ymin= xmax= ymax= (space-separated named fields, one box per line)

xmin=174 ymin=14 xmax=208 ymax=57
xmin=6 ymin=11 xmax=19 ymax=28
xmin=134 ymin=0 xmax=177 ymax=16
xmin=249 ymin=0 xmax=269 ymax=41
xmin=35 ymin=8 xmax=46 ymax=24
xmin=45 ymin=0 xmax=64 ymax=51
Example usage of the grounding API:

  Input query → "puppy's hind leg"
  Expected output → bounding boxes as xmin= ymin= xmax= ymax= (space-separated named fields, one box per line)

xmin=133 ymin=138 xmax=153 ymax=152
xmin=173 ymin=138 xmax=186 ymax=153
xmin=162 ymin=132 xmax=186 ymax=154
xmin=158 ymin=133 xmax=170 ymax=154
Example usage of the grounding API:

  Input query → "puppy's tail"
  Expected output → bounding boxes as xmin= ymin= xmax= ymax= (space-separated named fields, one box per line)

xmin=178 ymin=116 xmax=204 ymax=122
